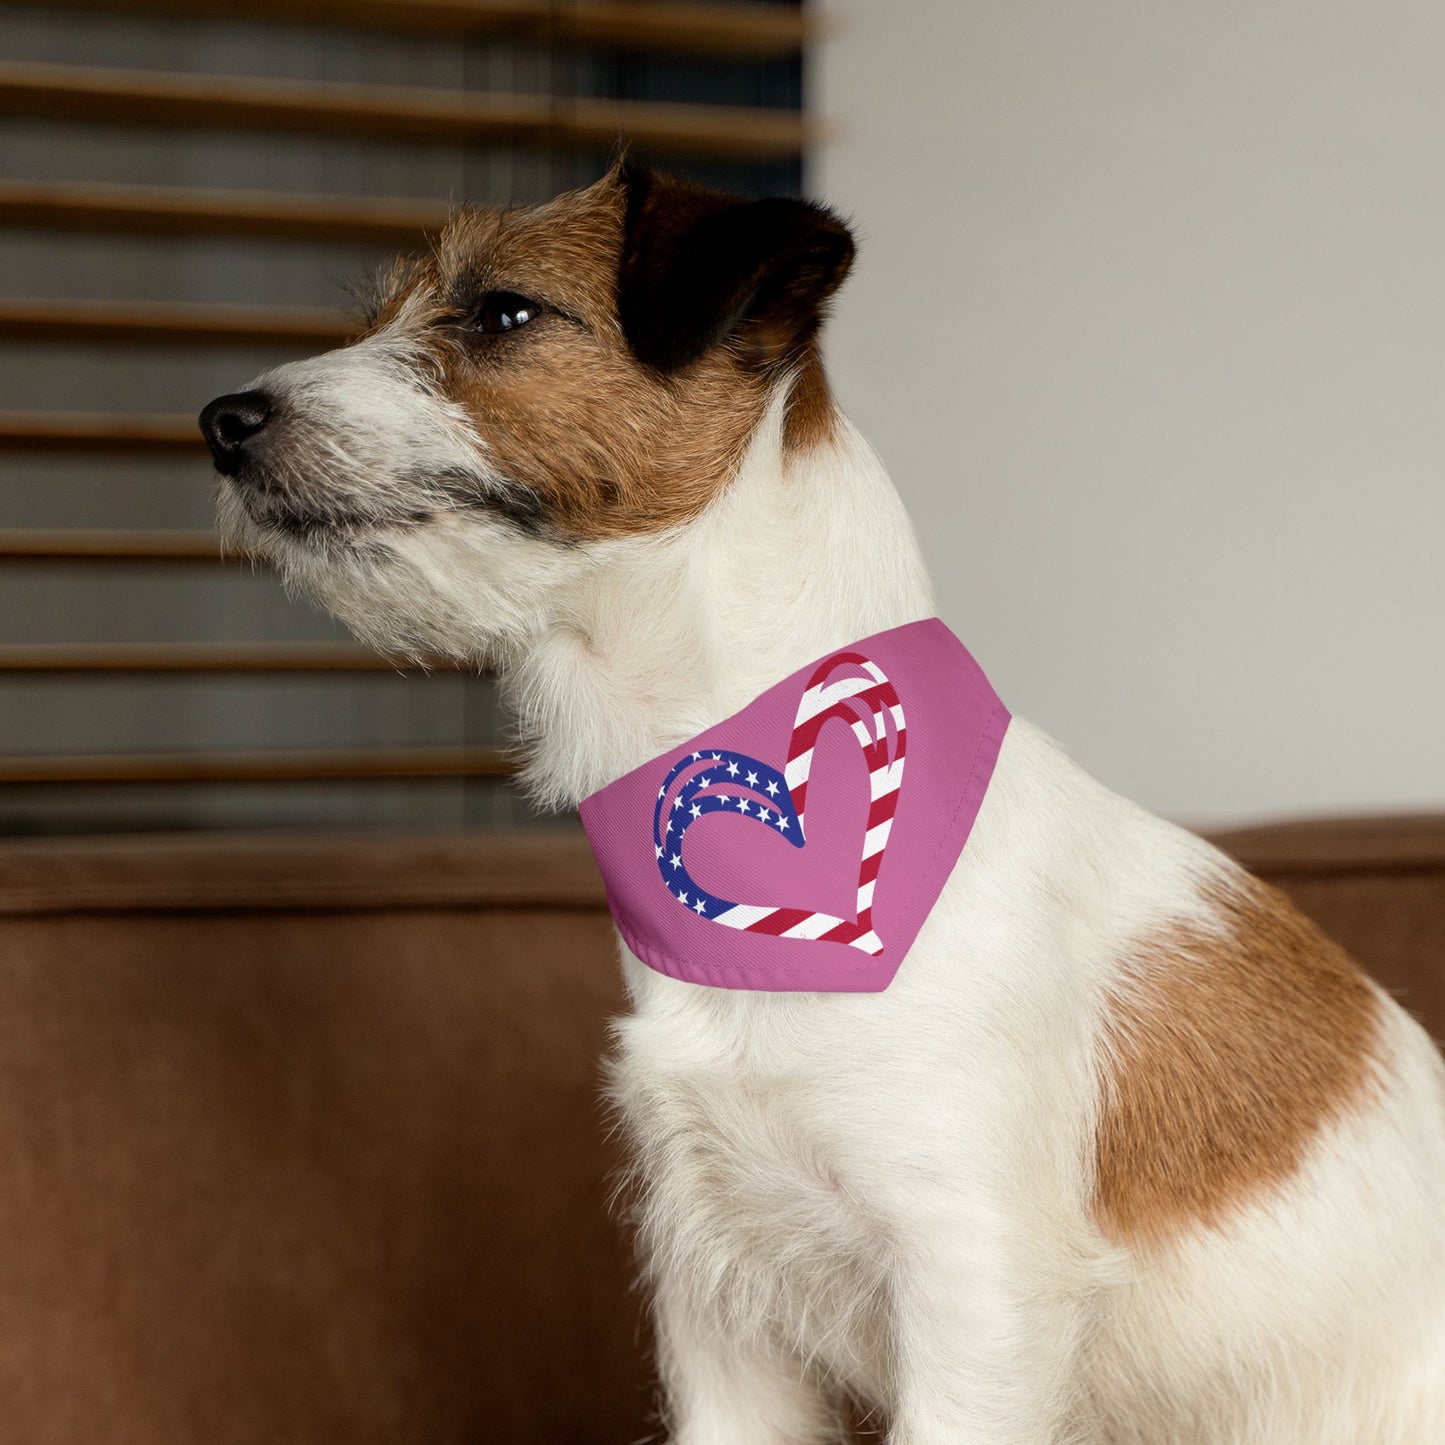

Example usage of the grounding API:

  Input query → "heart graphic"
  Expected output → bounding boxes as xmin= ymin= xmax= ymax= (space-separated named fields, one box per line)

xmin=652 ymin=652 xmax=906 ymax=955
xmin=582 ymin=618 xmax=1009 ymax=993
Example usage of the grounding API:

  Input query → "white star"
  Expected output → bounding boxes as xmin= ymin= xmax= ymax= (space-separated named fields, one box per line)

xmin=700 ymin=776 xmax=710 ymax=787
xmin=673 ymin=795 xmax=683 ymax=810
xmin=691 ymin=752 xmax=701 ymax=760
xmin=756 ymin=808 xmax=770 ymax=824
xmin=745 ymin=770 xmax=759 ymax=787
xmin=776 ymin=816 xmax=790 ymax=831
xmin=689 ymin=803 xmax=702 ymax=819
xmin=693 ymin=898 xmax=707 ymax=914
xmin=736 ymin=797 xmax=750 ymax=813
xmin=711 ymin=752 xmax=722 ymax=761
xmin=670 ymin=853 xmax=682 ymax=869
xmin=665 ymin=819 xmax=674 ymax=833
xmin=726 ymin=760 xmax=740 ymax=777
xmin=658 ymin=785 xmax=666 ymax=799
xmin=676 ymin=890 xmax=688 ymax=904
xmin=765 ymin=779 xmax=780 ymax=797
xmin=655 ymin=844 xmax=663 ymax=859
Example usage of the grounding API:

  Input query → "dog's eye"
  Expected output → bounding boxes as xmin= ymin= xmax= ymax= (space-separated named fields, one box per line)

xmin=471 ymin=291 xmax=543 ymax=335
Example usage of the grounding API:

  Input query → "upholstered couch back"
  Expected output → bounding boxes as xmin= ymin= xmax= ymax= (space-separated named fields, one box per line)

xmin=0 ymin=818 xmax=1440 ymax=1443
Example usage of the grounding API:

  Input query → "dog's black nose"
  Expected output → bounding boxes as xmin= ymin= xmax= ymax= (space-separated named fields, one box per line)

xmin=199 ymin=390 xmax=273 ymax=475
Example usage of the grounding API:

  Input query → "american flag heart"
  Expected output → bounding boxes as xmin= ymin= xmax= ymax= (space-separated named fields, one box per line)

xmin=652 ymin=651 xmax=906 ymax=956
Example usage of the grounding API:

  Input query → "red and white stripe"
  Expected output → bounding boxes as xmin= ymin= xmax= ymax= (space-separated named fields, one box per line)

xmin=711 ymin=652 xmax=905 ymax=956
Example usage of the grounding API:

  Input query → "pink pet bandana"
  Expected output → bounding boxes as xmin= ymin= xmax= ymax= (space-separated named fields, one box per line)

xmin=578 ymin=618 xmax=1010 ymax=992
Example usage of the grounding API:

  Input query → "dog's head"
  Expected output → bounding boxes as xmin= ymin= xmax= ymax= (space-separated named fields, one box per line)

xmin=200 ymin=164 xmax=854 ymax=661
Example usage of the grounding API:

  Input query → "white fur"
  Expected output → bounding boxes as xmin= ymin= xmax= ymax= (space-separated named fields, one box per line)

xmin=221 ymin=347 xmax=1445 ymax=1443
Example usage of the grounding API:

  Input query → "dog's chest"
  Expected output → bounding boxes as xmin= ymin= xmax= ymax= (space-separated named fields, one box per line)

xmin=612 ymin=1000 xmax=892 ymax=1390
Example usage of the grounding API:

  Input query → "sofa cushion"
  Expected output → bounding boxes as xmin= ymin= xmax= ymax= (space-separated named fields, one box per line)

xmin=0 ymin=817 xmax=1440 ymax=1442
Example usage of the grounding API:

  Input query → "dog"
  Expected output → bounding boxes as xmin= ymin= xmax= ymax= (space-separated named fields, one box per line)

xmin=200 ymin=162 xmax=1445 ymax=1443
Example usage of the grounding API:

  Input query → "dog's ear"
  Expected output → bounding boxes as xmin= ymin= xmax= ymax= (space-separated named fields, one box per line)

xmin=616 ymin=162 xmax=855 ymax=374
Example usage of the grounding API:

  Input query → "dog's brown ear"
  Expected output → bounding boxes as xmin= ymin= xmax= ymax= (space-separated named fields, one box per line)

xmin=617 ymin=162 xmax=855 ymax=374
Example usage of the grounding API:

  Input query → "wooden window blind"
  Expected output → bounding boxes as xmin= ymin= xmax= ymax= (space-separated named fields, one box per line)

xmin=0 ymin=0 xmax=810 ymax=834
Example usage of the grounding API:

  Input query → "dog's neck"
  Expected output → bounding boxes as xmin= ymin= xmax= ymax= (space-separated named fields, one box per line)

xmin=506 ymin=390 xmax=936 ymax=808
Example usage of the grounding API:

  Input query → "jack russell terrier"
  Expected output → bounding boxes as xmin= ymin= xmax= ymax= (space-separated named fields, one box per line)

xmin=200 ymin=163 xmax=1445 ymax=1444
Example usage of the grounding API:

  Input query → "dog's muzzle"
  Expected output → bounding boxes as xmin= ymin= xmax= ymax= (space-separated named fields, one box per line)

xmin=199 ymin=390 xmax=274 ymax=477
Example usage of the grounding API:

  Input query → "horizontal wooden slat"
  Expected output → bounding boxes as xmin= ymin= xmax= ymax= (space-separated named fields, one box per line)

xmin=0 ymin=529 xmax=221 ymax=561
xmin=0 ymin=745 xmax=512 ymax=784
xmin=30 ymin=0 xmax=810 ymax=60
xmin=0 ymin=831 xmax=604 ymax=916
xmin=515 ymin=0 xmax=809 ymax=57
xmin=0 ymin=642 xmax=423 ymax=673
xmin=0 ymin=413 xmax=203 ymax=452
xmin=0 ymin=179 xmax=449 ymax=245
xmin=0 ymin=296 xmax=353 ymax=348
xmin=0 ymin=62 xmax=811 ymax=162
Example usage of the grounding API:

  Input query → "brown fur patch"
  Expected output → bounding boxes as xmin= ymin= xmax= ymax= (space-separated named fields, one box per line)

xmin=1094 ymin=872 xmax=1382 ymax=1246
xmin=782 ymin=344 xmax=839 ymax=457
xmin=366 ymin=177 xmax=784 ymax=541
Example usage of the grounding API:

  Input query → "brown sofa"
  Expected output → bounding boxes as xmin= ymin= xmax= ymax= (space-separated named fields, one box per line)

xmin=0 ymin=817 xmax=1440 ymax=1443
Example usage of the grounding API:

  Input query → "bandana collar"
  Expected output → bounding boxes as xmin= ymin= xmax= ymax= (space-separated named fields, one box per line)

xmin=579 ymin=618 xmax=1010 ymax=992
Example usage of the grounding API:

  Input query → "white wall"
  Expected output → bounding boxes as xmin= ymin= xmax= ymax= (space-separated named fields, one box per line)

xmin=812 ymin=0 xmax=1445 ymax=827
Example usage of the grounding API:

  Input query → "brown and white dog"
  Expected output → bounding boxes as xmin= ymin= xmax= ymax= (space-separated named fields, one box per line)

xmin=201 ymin=164 xmax=1445 ymax=1444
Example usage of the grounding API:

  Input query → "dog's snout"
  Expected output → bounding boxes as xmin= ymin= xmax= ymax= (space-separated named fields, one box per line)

xmin=199 ymin=390 xmax=274 ymax=476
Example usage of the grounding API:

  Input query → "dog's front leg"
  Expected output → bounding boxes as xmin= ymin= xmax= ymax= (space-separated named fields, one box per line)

xmin=653 ymin=1275 xmax=840 ymax=1445
xmin=884 ymin=1197 xmax=1091 ymax=1445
